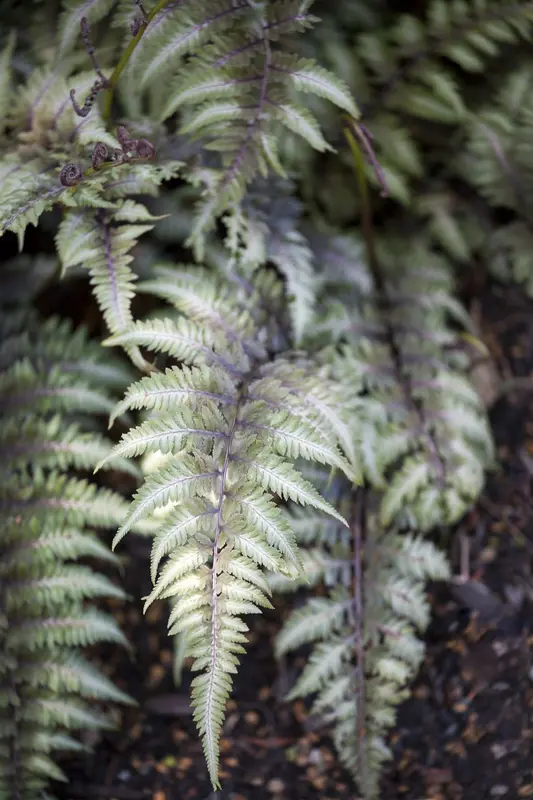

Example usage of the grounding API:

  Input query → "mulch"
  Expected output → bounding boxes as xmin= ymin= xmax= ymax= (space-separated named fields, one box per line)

xmin=54 ymin=279 xmax=533 ymax=800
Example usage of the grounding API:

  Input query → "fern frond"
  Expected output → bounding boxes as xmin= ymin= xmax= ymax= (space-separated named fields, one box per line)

xmin=277 ymin=487 xmax=449 ymax=799
xmin=123 ymin=0 xmax=358 ymax=245
xmin=56 ymin=200 xmax=165 ymax=369
xmin=0 ymin=414 xmax=138 ymax=476
xmin=0 ymin=299 xmax=134 ymax=799
xmin=0 ymin=311 xmax=134 ymax=394
xmin=325 ymin=238 xmax=494 ymax=530
xmin=100 ymin=261 xmax=355 ymax=787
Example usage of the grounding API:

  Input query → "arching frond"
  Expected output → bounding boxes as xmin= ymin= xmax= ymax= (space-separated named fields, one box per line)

xmin=0 ymin=300 xmax=135 ymax=799
xmin=99 ymin=261 xmax=357 ymax=787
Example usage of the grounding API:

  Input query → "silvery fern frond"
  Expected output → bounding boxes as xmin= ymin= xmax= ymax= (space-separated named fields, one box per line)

xmin=124 ymin=0 xmax=358 ymax=246
xmin=55 ymin=200 xmax=167 ymax=370
xmin=276 ymin=482 xmax=449 ymax=799
xmin=318 ymin=236 xmax=494 ymax=530
xmin=0 ymin=301 xmax=136 ymax=799
xmin=98 ymin=262 xmax=358 ymax=787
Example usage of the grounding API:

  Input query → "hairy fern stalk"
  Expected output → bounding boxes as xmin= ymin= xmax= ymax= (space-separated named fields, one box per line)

xmin=0 ymin=0 xmax=521 ymax=796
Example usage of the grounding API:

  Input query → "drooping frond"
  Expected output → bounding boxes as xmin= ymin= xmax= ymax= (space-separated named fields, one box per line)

xmin=121 ymin=0 xmax=358 ymax=246
xmin=55 ymin=199 xmax=166 ymax=369
xmin=275 ymin=477 xmax=449 ymax=799
xmin=98 ymin=261 xmax=357 ymax=787
xmin=270 ymin=217 xmax=493 ymax=796
xmin=317 ymin=234 xmax=494 ymax=530
xmin=0 ymin=294 xmax=136 ymax=799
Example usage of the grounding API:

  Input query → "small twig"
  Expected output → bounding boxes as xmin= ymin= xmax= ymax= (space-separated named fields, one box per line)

xmin=80 ymin=16 xmax=109 ymax=86
xmin=70 ymin=17 xmax=110 ymax=117
xmin=343 ymin=116 xmax=389 ymax=198
xmin=459 ymin=529 xmax=470 ymax=582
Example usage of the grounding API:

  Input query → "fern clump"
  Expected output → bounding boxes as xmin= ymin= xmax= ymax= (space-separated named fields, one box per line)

xmin=98 ymin=262 xmax=357 ymax=786
xmin=0 ymin=0 xmax=517 ymax=797
xmin=0 ymin=299 xmax=136 ymax=799
xmin=265 ymin=215 xmax=493 ymax=795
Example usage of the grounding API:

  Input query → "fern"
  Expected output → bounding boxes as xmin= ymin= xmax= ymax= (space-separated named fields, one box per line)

xmin=0 ymin=2 xmax=512 ymax=797
xmin=55 ymin=199 xmax=167 ymax=370
xmin=123 ymin=0 xmax=358 ymax=247
xmin=97 ymin=262 xmax=357 ymax=787
xmin=276 ymin=484 xmax=449 ymax=799
xmin=224 ymin=176 xmax=316 ymax=345
xmin=0 ymin=294 xmax=136 ymax=799
xmin=0 ymin=45 xmax=180 ymax=369
xmin=314 ymin=233 xmax=494 ymax=530
xmin=267 ymin=212 xmax=493 ymax=795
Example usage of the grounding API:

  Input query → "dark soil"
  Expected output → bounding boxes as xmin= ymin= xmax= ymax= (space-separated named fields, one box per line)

xmin=54 ymin=281 xmax=533 ymax=800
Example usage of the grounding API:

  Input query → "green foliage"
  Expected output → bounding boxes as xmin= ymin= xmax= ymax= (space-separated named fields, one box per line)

xmin=55 ymin=199 xmax=168 ymax=370
xmin=0 ymin=46 xmax=181 ymax=366
xmin=320 ymin=235 xmax=494 ymax=529
xmin=0 ymin=294 xmax=135 ymax=799
xmin=3 ymin=0 xmax=531 ymax=796
xmin=125 ymin=0 xmax=358 ymax=246
xmin=267 ymin=225 xmax=493 ymax=796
